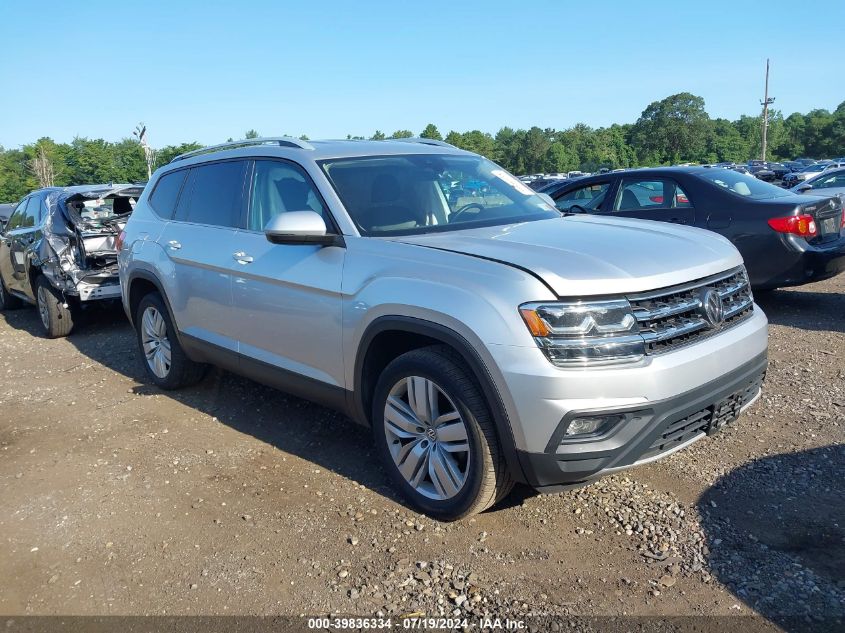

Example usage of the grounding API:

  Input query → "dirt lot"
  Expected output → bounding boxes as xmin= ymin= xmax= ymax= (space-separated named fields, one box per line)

xmin=0 ymin=276 xmax=843 ymax=630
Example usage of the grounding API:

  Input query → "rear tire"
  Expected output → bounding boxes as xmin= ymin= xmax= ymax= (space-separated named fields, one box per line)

xmin=0 ymin=276 xmax=24 ymax=311
xmin=372 ymin=345 xmax=513 ymax=521
xmin=35 ymin=276 xmax=74 ymax=338
xmin=135 ymin=291 xmax=206 ymax=390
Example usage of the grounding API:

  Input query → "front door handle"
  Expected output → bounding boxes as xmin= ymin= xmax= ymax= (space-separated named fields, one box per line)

xmin=232 ymin=251 xmax=253 ymax=264
xmin=167 ymin=240 xmax=182 ymax=250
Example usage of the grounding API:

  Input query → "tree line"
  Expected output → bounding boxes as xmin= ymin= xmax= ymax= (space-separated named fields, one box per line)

xmin=1 ymin=92 xmax=843 ymax=202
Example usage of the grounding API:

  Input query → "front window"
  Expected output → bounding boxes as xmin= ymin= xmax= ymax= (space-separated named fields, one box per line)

xmin=554 ymin=182 xmax=610 ymax=211
xmin=696 ymin=170 xmax=791 ymax=200
xmin=807 ymin=170 xmax=845 ymax=189
xmin=319 ymin=154 xmax=559 ymax=235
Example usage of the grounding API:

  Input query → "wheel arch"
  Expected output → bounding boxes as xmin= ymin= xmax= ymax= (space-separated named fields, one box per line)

xmin=125 ymin=270 xmax=186 ymax=348
xmin=353 ymin=315 xmax=527 ymax=484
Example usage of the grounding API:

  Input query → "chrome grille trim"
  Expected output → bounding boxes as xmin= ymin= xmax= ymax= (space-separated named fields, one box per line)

xmin=627 ymin=266 xmax=754 ymax=355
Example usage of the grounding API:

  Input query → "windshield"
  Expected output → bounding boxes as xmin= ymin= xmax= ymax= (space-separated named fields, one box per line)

xmin=319 ymin=154 xmax=559 ymax=235
xmin=696 ymin=169 xmax=792 ymax=200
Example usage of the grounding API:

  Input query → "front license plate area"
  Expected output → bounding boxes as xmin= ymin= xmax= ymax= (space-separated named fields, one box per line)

xmin=707 ymin=394 xmax=742 ymax=436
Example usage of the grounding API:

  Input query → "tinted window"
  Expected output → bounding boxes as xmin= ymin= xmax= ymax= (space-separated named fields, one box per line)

xmin=149 ymin=170 xmax=187 ymax=218
xmin=29 ymin=197 xmax=44 ymax=224
xmin=554 ymin=182 xmax=610 ymax=211
xmin=177 ymin=161 xmax=247 ymax=227
xmin=613 ymin=179 xmax=690 ymax=211
xmin=5 ymin=199 xmax=29 ymax=230
xmin=248 ymin=160 xmax=328 ymax=231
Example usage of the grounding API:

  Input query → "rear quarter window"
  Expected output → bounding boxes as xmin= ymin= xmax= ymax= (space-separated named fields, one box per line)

xmin=149 ymin=170 xmax=188 ymax=218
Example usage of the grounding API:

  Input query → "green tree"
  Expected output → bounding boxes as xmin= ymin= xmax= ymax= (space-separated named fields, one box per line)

xmin=244 ymin=129 xmax=260 ymax=139
xmin=155 ymin=142 xmax=204 ymax=168
xmin=707 ymin=119 xmax=750 ymax=163
xmin=420 ymin=124 xmax=442 ymax=141
xmin=629 ymin=92 xmax=711 ymax=164
xmin=370 ymin=130 xmax=386 ymax=140
xmin=389 ymin=130 xmax=414 ymax=139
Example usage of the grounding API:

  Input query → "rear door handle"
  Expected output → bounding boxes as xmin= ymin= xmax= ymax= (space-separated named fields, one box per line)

xmin=232 ymin=251 xmax=253 ymax=264
xmin=167 ymin=240 xmax=182 ymax=250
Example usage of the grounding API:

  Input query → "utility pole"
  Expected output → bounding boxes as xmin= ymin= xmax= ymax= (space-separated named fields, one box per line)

xmin=760 ymin=59 xmax=775 ymax=161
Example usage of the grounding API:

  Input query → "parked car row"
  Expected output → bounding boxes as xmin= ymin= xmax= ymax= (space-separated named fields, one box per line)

xmin=539 ymin=166 xmax=845 ymax=290
xmin=518 ymin=158 xmax=845 ymax=192
xmin=1 ymin=136 xmax=839 ymax=520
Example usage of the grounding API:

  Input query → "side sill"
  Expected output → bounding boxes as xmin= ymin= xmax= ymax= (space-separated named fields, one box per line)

xmin=180 ymin=333 xmax=352 ymax=417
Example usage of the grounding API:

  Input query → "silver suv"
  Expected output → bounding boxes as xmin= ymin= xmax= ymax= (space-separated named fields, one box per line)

xmin=118 ymin=138 xmax=768 ymax=520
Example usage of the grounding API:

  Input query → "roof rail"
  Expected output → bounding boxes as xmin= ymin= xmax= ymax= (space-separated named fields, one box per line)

xmin=391 ymin=137 xmax=457 ymax=149
xmin=170 ymin=137 xmax=314 ymax=163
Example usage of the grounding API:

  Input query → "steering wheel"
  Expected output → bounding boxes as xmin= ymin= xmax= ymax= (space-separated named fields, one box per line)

xmin=450 ymin=202 xmax=486 ymax=223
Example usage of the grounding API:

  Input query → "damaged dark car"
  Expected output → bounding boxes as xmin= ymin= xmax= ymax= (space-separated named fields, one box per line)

xmin=0 ymin=184 xmax=143 ymax=337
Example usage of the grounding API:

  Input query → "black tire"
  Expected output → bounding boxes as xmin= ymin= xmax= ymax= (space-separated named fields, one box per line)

xmin=372 ymin=345 xmax=513 ymax=521
xmin=135 ymin=291 xmax=207 ymax=390
xmin=35 ymin=275 xmax=74 ymax=338
xmin=0 ymin=275 xmax=24 ymax=311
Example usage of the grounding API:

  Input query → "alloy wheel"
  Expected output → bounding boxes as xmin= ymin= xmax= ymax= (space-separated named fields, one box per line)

xmin=36 ymin=286 xmax=50 ymax=330
xmin=141 ymin=306 xmax=172 ymax=379
xmin=383 ymin=376 xmax=471 ymax=500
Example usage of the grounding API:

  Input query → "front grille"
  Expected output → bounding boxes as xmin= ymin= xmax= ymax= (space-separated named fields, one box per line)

xmin=627 ymin=267 xmax=754 ymax=355
xmin=641 ymin=369 xmax=765 ymax=460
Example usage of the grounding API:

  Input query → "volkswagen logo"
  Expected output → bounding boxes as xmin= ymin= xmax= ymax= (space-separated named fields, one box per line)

xmin=426 ymin=427 xmax=437 ymax=442
xmin=699 ymin=289 xmax=724 ymax=328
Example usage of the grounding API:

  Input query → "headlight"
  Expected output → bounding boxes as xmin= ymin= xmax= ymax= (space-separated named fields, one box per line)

xmin=519 ymin=299 xmax=644 ymax=366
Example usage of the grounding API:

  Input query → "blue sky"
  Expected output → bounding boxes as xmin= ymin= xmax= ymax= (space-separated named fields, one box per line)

xmin=1 ymin=0 xmax=842 ymax=148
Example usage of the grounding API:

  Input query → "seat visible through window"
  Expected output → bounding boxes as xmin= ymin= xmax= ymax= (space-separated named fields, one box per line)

xmin=249 ymin=160 xmax=326 ymax=231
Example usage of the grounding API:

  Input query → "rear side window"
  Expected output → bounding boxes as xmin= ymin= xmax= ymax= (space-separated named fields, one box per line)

xmin=176 ymin=161 xmax=247 ymax=227
xmin=614 ymin=179 xmax=690 ymax=211
xmin=20 ymin=197 xmax=39 ymax=227
xmin=149 ymin=170 xmax=187 ymax=218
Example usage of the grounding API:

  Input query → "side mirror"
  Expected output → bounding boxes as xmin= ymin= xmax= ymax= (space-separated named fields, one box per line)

xmin=796 ymin=184 xmax=812 ymax=192
xmin=264 ymin=211 xmax=344 ymax=246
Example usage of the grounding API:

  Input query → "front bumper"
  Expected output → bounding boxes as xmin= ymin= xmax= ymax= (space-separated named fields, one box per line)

xmin=484 ymin=305 xmax=768 ymax=486
xmin=515 ymin=351 xmax=767 ymax=489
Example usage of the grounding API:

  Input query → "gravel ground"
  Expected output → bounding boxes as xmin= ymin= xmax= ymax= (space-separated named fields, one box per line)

xmin=0 ymin=276 xmax=843 ymax=631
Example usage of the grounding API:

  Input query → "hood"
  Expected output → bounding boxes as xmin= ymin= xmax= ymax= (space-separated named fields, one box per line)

xmin=391 ymin=216 xmax=743 ymax=297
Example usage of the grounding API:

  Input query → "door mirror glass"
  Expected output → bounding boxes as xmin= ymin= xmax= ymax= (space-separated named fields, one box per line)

xmin=264 ymin=210 xmax=339 ymax=245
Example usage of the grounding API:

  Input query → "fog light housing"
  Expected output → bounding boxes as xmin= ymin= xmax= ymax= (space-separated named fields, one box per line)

xmin=564 ymin=414 xmax=624 ymax=437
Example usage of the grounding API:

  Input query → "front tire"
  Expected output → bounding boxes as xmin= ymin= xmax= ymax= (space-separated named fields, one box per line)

xmin=372 ymin=345 xmax=512 ymax=521
xmin=135 ymin=292 xmax=207 ymax=390
xmin=35 ymin=276 xmax=74 ymax=338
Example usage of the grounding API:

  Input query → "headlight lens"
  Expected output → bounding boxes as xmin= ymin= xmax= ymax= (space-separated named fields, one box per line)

xmin=520 ymin=299 xmax=644 ymax=366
